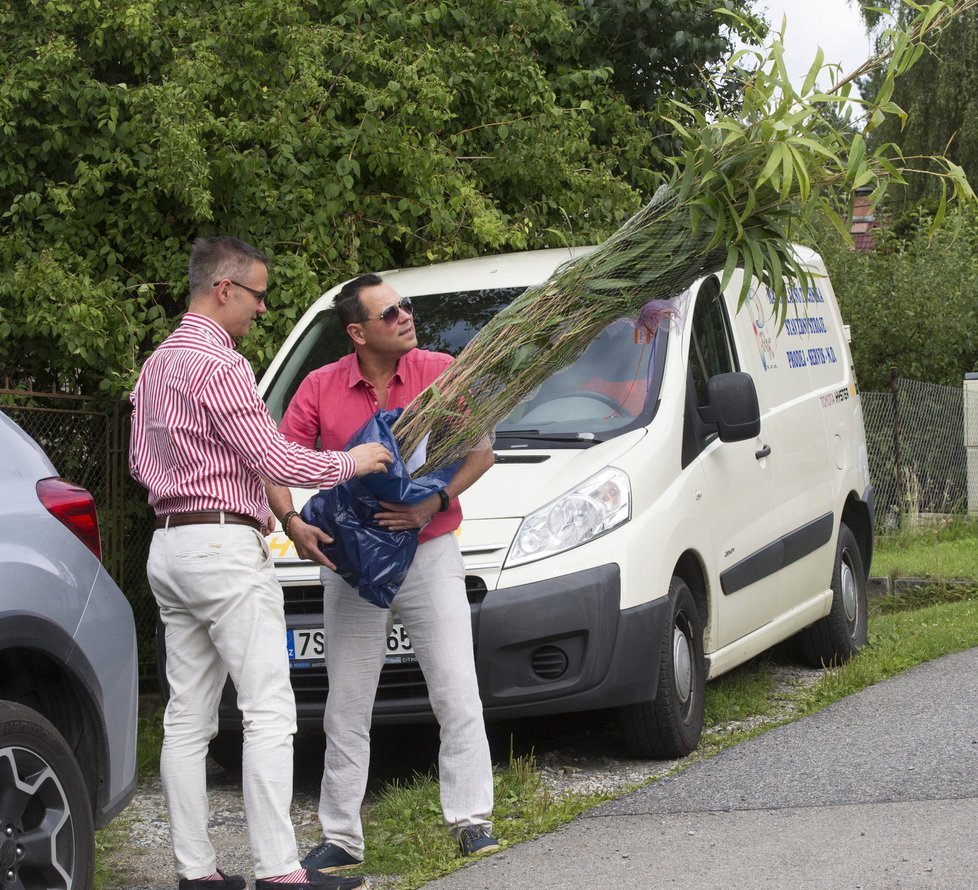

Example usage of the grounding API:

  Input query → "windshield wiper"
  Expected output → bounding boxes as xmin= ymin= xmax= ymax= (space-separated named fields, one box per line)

xmin=495 ymin=430 xmax=602 ymax=444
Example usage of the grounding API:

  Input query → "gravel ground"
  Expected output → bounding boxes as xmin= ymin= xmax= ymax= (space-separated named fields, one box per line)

xmin=103 ymin=662 xmax=822 ymax=889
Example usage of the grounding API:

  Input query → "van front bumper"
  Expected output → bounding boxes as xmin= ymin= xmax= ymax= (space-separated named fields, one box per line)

xmin=473 ymin=564 xmax=669 ymax=719
xmin=220 ymin=564 xmax=669 ymax=729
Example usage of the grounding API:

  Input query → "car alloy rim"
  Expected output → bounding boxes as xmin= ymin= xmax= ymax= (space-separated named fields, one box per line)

xmin=0 ymin=745 xmax=75 ymax=887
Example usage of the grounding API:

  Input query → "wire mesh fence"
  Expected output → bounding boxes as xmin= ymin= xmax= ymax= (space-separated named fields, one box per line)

xmin=862 ymin=376 xmax=971 ymax=529
xmin=3 ymin=374 xmax=975 ymax=694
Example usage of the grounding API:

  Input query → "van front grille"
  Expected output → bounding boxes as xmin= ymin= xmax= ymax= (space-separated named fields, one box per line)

xmin=291 ymin=659 xmax=428 ymax=704
xmin=283 ymin=584 xmax=323 ymax=615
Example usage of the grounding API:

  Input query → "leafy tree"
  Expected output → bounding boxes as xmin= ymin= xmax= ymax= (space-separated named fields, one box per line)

xmin=858 ymin=2 xmax=978 ymax=204
xmin=0 ymin=0 xmax=755 ymax=397
xmin=815 ymin=206 xmax=978 ymax=390
xmin=562 ymin=0 xmax=765 ymax=110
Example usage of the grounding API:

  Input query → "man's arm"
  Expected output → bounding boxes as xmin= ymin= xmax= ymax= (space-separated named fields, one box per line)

xmin=375 ymin=444 xmax=495 ymax=532
xmin=206 ymin=360 xmax=391 ymax=488
xmin=265 ymin=438 xmax=398 ymax=568
xmin=266 ymin=482 xmax=336 ymax=569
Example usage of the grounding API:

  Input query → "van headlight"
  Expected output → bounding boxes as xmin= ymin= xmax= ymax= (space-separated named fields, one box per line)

xmin=506 ymin=467 xmax=630 ymax=567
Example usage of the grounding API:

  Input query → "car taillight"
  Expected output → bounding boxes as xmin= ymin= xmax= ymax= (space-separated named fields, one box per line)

xmin=35 ymin=477 xmax=102 ymax=561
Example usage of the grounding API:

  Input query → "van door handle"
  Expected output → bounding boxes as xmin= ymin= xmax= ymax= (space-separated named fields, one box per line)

xmin=755 ymin=444 xmax=771 ymax=460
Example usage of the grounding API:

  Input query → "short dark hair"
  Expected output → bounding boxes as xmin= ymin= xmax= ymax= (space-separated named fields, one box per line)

xmin=334 ymin=273 xmax=384 ymax=327
xmin=188 ymin=236 xmax=269 ymax=299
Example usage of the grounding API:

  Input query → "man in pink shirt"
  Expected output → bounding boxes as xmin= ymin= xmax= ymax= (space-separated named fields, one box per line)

xmin=268 ymin=274 xmax=498 ymax=875
xmin=130 ymin=237 xmax=392 ymax=890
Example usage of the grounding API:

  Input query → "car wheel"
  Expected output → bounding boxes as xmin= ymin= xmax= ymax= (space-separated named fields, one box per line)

xmin=799 ymin=522 xmax=868 ymax=667
xmin=0 ymin=700 xmax=94 ymax=890
xmin=618 ymin=577 xmax=706 ymax=759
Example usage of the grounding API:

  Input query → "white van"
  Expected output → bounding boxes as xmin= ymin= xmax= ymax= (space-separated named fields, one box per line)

xmin=245 ymin=245 xmax=874 ymax=762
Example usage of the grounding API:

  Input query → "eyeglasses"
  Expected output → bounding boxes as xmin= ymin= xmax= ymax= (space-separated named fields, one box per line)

xmin=372 ymin=296 xmax=414 ymax=324
xmin=215 ymin=279 xmax=268 ymax=302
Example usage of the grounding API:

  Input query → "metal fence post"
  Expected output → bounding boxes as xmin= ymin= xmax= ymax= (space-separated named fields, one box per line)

xmin=890 ymin=366 xmax=902 ymax=524
xmin=964 ymin=373 xmax=978 ymax=516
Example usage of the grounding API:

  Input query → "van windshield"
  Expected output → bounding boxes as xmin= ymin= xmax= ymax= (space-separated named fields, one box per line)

xmin=263 ymin=286 xmax=666 ymax=447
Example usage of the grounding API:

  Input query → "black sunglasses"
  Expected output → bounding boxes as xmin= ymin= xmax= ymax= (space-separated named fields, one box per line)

xmin=215 ymin=279 xmax=268 ymax=302
xmin=373 ymin=296 xmax=414 ymax=324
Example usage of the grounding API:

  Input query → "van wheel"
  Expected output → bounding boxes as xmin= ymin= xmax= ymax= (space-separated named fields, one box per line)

xmin=208 ymin=730 xmax=243 ymax=772
xmin=0 ymin=701 xmax=94 ymax=890
xmin=799 ymin=522 xmax=867 ymax=667
xmin=618 ymin=577 xmax=705 ymax=759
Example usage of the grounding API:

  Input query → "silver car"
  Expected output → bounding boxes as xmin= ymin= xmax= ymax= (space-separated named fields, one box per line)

xmin=0 ymin=411 xmax=138 ymax=889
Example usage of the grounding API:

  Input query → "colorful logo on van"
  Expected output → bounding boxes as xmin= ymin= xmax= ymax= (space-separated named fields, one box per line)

xmin=746 ymin=288 xmax=777 ymax=371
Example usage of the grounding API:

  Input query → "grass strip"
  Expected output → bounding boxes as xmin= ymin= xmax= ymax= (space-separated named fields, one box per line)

xmin=349 ymin=585 xmax=978 ymax=889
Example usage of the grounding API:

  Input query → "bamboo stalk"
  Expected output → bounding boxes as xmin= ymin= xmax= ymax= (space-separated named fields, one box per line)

xmin=392 ymin=0 xmax=977 ymax=477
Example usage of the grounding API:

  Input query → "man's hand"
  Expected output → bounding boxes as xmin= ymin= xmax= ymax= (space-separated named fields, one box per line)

xmin=348 ymin=442 xmax=394 ymax=476
xmin=375 ymin=494 xmax=440 ymax=532
xmin=288 ymin=515 xmax=337 ymax=570
xmin=262 ymin=513 xmax=277 ymax=536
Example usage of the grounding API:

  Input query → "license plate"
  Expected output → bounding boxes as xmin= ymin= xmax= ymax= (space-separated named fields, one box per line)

xmin=287 ymin=625 xmax=415 ymax=668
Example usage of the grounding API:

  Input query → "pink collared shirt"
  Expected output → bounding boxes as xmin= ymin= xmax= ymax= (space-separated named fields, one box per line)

xmin=130 ymin=313 xmax=357 ymax=522
xmin=278 ymin=349 xmax=460 ymax=543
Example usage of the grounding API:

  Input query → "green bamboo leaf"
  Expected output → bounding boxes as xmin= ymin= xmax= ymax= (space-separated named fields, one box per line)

xmin=764 ymin=241 xmax=785 ymax=294
xmin=824 ymin=205 xmax=855 ymax=242
xmin=677 ymin=152 xmax=697 ymax=202
xmin=847 ymin=133 xmax=866 ymax=179
xmin=738 ymin=246 xmax=754 ymax=304
xmin=779 ymin=142 xmax=795 ymax=200
xmin=791 ymin=136 xmax=842 ymax=163
xmin=931 ymin=179 xmax=948 ymax=234
xmin=659 ymin=115 xmax=693 ymax=143
xmin=791 ymin=142 xmax=814 ymax=199
xmin=801 ymin=46 xmax=824 ymax=96
xmin=718 ymin=246 xmax=740 ymax=295
xmin=757 ymin=142 xmax=785 ymax=190
xmin=875 ymin=73 xmax=895 ymax=107
xmin=747 ymin=238 xmax=765 ymax=288
xmin=920 ymin=1 xmax=945 ymax=34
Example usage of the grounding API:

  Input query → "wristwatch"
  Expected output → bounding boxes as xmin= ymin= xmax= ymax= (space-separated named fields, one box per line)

xmin=437 ymin=489 xmax=450 ymax=512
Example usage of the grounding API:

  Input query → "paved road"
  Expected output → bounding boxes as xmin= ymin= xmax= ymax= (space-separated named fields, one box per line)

xmin=422 ymin=647 xmax=978 ymax=889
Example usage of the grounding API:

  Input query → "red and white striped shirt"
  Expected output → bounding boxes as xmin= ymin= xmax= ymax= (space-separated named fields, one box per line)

xmin=130 ymin=313 xmax=356 ymax=522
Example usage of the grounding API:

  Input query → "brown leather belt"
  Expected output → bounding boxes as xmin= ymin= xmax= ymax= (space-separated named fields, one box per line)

xmin=155 ymin=511 xmax=262 ymax=531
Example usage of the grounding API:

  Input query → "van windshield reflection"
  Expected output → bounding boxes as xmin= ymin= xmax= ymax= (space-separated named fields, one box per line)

xmin=495 ymin=318 xmax=662 ymax=443
xmin=263 ymin=288 xmax=666 ymax=447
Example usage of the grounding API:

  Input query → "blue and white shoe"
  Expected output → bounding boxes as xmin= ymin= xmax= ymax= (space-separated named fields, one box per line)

xmin=300 ymin=841 xmax=363 ymax=874
xmin=458 ymin=826 xmax=500 ymax=857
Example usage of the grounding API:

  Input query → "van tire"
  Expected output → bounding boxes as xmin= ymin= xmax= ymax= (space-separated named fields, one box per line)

xmin=799 ymin=522 xmax=867 ymax=666
xmin=618 ymin=577 xmax=705 ymax=759
xmin=207 ymin=730 xmax=243 ymax=772
xmin=0 ymin=700 xmax=95 ymax=890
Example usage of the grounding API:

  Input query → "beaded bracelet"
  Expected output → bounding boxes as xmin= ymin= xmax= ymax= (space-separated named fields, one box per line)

xmin=282 ymin=510 xmax=299 ymax=538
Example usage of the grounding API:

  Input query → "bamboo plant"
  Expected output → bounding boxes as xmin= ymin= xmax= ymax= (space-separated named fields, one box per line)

xmin=393 ymin=0 xmax=977 ymax=476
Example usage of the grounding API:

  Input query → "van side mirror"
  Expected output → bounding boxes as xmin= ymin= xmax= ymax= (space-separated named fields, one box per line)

xmin=697 ymin=372 xmax=761 ymax=442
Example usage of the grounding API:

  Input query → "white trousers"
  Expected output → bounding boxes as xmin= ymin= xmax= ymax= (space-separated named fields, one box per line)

xmin=148 ymin=523 xmax=301 ymax=880
xmin=318 ymin=533 xmax=494 ymax=857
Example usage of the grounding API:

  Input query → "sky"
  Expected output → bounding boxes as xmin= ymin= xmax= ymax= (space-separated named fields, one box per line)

xmin=755 ymin=0 xmax=874 ymax=94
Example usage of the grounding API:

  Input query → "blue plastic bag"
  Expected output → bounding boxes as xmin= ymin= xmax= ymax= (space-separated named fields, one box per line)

xmin=300 ymin=409 xmax=459 ymax=607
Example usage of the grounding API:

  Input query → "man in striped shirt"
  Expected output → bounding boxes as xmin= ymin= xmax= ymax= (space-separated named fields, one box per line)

xmin=130 ymin=236 xmax=391 ymax=890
